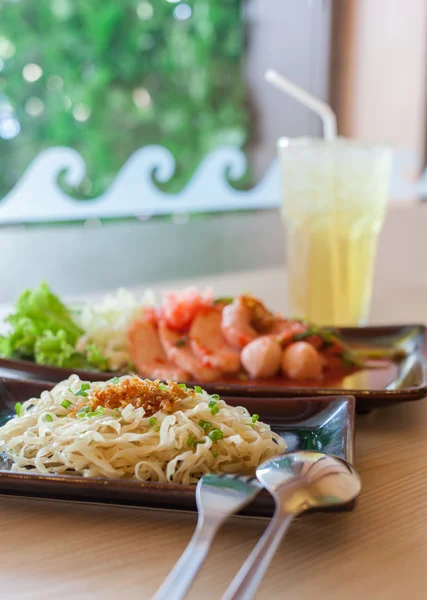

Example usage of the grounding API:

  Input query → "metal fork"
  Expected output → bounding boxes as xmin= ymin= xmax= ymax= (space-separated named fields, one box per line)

xmin=152 ymin=473 xmax=261 ymax=600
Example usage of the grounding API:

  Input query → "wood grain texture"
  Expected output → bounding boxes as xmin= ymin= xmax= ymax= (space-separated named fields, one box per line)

xmin=3 ymin=205 xmax=427 ymax=599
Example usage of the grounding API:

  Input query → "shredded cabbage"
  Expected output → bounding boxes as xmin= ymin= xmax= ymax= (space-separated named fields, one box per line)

xmin=74 ymin=288 xmax=155 ymax=371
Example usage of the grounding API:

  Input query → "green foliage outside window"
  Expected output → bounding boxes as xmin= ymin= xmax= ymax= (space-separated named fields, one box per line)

xmin=0 ymin=0 xmax=249 ymax=200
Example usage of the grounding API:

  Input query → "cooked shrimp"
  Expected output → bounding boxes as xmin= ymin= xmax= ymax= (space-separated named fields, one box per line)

xmin=241 ymin=336 xmax=282 ymax=379
xmin=221 ymin=297 xmax=256 ymax=349
xmin=281 ymin=341 xmax=323 ymax=380
xmin=189 ymin=306 xmax=240 ymax=373
xmin=163 ymin=287 xmax=213 ymax=332
xmin=221 ymin=295 xmax=274 ymax=350
xmin=158 ymin=320 xmax=221 ymax=382
xmin=128 ymin=319 xmax=189 ymax=381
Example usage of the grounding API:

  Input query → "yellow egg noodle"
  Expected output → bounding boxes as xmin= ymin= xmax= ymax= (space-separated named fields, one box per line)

xmin=0 ymin=376 xmax=285 ymax=484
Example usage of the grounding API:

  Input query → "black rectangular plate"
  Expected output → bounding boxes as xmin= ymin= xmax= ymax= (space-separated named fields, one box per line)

xmin=0 ymin=377 xmax=356 ymax=516
xmin=0 ymin=325 xmax=425 ymax=411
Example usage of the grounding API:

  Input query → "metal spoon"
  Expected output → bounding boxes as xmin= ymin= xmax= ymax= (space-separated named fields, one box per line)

xmin=222 ymin=451 xmax=361 ymax=600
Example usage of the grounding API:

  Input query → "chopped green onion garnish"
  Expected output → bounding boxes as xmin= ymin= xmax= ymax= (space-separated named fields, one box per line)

xmin=212 ymin=449 xmax=219 ymax=458
xmin=210 ymin=403 xmax=219 ymax=416
xmin=178 ymin=383 xmax=187 ymax=389
xmin=95 ymin=406 xmax=104 ymax=415
xmin=252 ymin=414 xmax=259 ymax=423
xmin=153 ymin=426 xmax=160 ymax=432
xmin=293 ymin=330 xmax=313 ymax=342
xmin=188 ymin=434 xmax=206 ymax=447
xmin=199 ymin=419 xmax=212 ymax=432
xmin=75 ymin=383 xmax=91 ymax=397
xmin=149 ymin=417 xmax=157 ymax=427
xmin=44 ymin=414 xmax=53 ymax=422
xmin=341 ymin=351 xmax=357 ymax=368
xmin=194 ymin=385 xmax=203 ymax=394
xmin=159 ymin=383 xmax=168 ymax=391
xmin=76 ymin=406 xmax=91 ymax=418
xmin=208 ymin=398 xmax=220 ymax=414
xmin=15 ymin=402 xmax=22 ymax=417
xmin=110 ymin=377 xmax=120 ymax=384
xmin=112 ymin=408 xmax=121 ymax=417
xmin=87 ymin=412 xmax=96 ymax=417
xmin=208 ymin=429 xmax=223 ymax=441
xmin=61 ymin=400 xmax=72 ymax=409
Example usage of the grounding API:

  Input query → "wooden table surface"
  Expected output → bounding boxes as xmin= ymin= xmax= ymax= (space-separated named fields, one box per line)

xmin=2 ymin=203 xmax=427 ymax=599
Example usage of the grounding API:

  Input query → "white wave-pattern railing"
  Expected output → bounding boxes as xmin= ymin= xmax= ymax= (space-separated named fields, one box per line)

xmin=0 ymin=146 xmax=423 ymax=224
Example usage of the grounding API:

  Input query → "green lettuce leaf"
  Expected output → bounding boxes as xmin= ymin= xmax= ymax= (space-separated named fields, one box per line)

xmin=6 ymin=282 xmax=83 ymax=341
xmin=0 ymin=335 xmax=11 ymax=357
xmin=34 ymin=330 xmax=86 ymax=368
xmin=0 ymin=282 xmax=111 ymax=371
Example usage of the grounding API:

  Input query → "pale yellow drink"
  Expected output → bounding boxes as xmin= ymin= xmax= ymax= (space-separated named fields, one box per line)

xmin=279 ymin=137 xmax=392 ymax=326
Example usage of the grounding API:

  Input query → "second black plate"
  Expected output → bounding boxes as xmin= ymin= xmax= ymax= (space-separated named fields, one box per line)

xmin=0 ymin=325 xmax=425 ymax=411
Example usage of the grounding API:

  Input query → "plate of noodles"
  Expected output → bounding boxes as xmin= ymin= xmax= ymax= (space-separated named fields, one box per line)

xmin=0 ymin=283 xmax=425 ymax=410
xmin=0 ymin=375 xmax=355 ymax=516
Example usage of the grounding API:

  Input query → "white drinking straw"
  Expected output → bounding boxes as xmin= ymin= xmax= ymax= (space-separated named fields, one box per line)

xmin=265 ymin=69 xmax=337 ymax=141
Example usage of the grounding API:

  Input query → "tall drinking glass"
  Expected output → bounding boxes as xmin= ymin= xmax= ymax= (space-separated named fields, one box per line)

xmin=279 ymin=137 xmax=392 ymax=326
